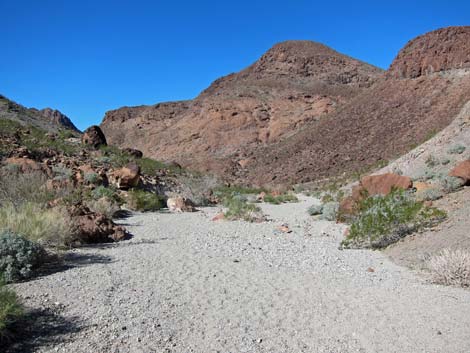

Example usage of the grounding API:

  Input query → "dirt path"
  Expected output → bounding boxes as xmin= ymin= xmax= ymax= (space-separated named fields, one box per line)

xmin=9 ymin=196 xmax=470 ymax=353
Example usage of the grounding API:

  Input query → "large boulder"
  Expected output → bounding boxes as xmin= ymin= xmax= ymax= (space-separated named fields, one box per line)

xmin=449 ymin=160 xmax=470 ymax=185
xmin=109 ymin=163 xmax=140 ymax=190
xmin=68 ymin=204 xmax=127 ymax=243
xmin=81 ymin=125 xmax=107 ymax=149
xmin=167 ymin=197 xmax=195 ymax=212
xmin=359 ymin=173 xmax=413 ymax=197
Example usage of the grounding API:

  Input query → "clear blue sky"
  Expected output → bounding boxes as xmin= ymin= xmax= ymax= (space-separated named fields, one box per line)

xmin=1 ymin=0 xmax=469 ymax=130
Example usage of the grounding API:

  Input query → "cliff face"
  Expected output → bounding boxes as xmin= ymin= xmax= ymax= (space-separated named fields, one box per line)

xmin=101 ymin=27 xmax=470 ymax=186
xmin=37 ymin=108 xmax=80 ymax=132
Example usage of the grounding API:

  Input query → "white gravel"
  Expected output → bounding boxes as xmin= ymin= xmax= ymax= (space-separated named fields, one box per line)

xmin=10 ymin=196 xmax=470 ymax=352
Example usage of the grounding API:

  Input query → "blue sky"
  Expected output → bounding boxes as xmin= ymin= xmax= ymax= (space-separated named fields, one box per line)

xmin=1 ymin=0 xmax=469 ymax=130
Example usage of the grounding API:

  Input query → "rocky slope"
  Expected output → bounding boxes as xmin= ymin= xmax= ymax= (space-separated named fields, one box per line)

xmin=102 ymin=26 xmax=470 ymax=187
xmin=101 ymin=40 xmax=383 ymax=171
xmin=0 ymin=94 xmax=79 ymax=132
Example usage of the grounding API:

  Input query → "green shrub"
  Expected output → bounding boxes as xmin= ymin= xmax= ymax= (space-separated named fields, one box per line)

xmin=439 ymin=175 xmax=465 ymax=193
xmin=263 ymin=193 xmax=298 ymax=205
xmin=0 ymin=279 xmax=23 ymax=339
xmin=320 ymin=202 xmax=339 ymax=221
xmin=307 ymin=204 xmax=323 ymax=216
xmin=0 ymin=231 xmax=46 ymax=282
xmin=86 ymin=197 xmax=120 ymax=218
xmin=223 ymin=195 xmax=264 ymax=222
xmin=92 ymin=186 xmax=118 ymax=200
xmin=52 ymin=166 xmax=73 ymax=181
xmin=0 ymin=203 xmax=72 ymax=247
xmin=447 ymin=144 xmax=466 ymax=155
xmin=341 ymin=189 xmax=446 ymax=249
xmin=84 ymin=172 xmax=100 ymax=185
xmin=127 ymin=189 xmax=165 ymax=212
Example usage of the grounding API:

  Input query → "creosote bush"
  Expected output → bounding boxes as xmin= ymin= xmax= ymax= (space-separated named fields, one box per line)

xmin=341 ymin=189 xmax=446 ymax=249
xmin=127 ymin=189 xmax=165 ymax=212
xmin=427 ymin=249 xmax=470 ymax=287
xmin=223 ymin=194 xmax=264 ymax=222
xmin=0 ymin=231 xmax=46 ymax=282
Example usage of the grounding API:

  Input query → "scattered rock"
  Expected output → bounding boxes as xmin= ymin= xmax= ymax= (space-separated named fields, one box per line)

xmin=449 ymin=160 xmax=470 ymax=185
xmin=167 ymin=197 xmax=195 ymax=212
xmin=277 ymin=224 xmax=292 ymax=233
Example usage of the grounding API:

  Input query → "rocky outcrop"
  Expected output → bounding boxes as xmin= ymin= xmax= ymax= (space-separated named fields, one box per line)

xmin=359 ymin=173 xmax=413 ymax=196
xmin=109 ymin=163 xmax=141 ymax=190
xmin=38 ymin=108 xmax=80 ymax=132
xmin=449 ymin=160 xmax=470 ymax=184
xmin=82 ymin=125 xmax=107 ymax=148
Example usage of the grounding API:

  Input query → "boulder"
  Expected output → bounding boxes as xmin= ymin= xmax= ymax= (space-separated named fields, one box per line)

xmin=449 ymin=160 xmax=470 ymax=184
xmin=123 ymin=148 xmax=143 ymax=159
xmin=109 ymin=163 xmax=140 ymax=190
xmin=67 ymin=204 xmax=127 ymax=243
xmin=359 ymin=173 xmax=413 ymax=197
xmin=167 ymin=197 xmax=195 ymax=212
xmin=81 ymin=125 xmax=107 ymax=148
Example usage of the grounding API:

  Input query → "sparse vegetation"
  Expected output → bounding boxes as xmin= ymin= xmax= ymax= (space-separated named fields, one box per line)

xmin=127 ymin=189 xmax=165 ymax=212
xmin=0 ymin=278 xmax=23 ymax=341
xmin=427 ymin=249 xmax=470 ymax=287
xmin=0 ymin=231 xmax=46 ymax=282
xmin=263 ymin=193 xmax=298 ymax=205
xmin=447 ymin=144 xmax=466 ymax=155
xmin=341 ymin=189 xmax=446 ymax=249
xmin=84 ymin=172 xmax=100 ymax=185
xmin=425 ymin=154 xmax=439 ymax=168
xmin=222 ymin=194 xmax=264 ymax=222
xmin=86 ymin=197 xmax=120 ymax=218
xmin=439 ymin=175 xmax=465 ymax=193
xmin=320 ymin=202 xmax=339 ymax=221
xmin=416 ymin=187 xmax=443 ymax=201
xmin=307 ymin=204 xmax=323 ymax=216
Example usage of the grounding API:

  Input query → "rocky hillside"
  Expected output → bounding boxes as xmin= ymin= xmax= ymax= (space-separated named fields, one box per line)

xmin=101 ymin=26 xmax=470 ymax=187
xmin=0 ymin=94 xmax=79 ymax=133
xmin=101 ymin=40 xmax=383 ymax=170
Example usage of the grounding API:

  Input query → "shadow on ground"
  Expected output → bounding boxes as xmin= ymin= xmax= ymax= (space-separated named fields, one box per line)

xmin=3 ymin=307 xmax=83 ymax=353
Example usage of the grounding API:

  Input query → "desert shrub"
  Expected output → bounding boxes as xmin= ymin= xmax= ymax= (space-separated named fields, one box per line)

xmin=84 ymin=172 xmax=100 ymax=185
xmin=223 ymin=195 xmax=264 ymax=222
xmin=0 ymin=170 xmax=56 ymax=208
xmin=177 ymin=174 xmax=220 ymax=206
xmin=416 ymin=188 xmax=444 ymax=201
xmin=425 ymin=155 xmax=439 ymax=168
xmin=320 ymin=202 xmax=339 ymax=221
xmin=0 ymin=231 xmax=46 ymax=282
xmin=427 ymin=249 xmax=470 ymax=287
xmin=341 ymin=189 xmax=446 ymax=249
xmin=0 ymin=279 xmax=23 ymax=340
xmin=86 ymin=197 xmax=120 ymax=218
xmin=92 ymin=186 xmax=117 ymax=200
xmin=0 ymin=203 xmax=72 ymax=247
xmin=413 ymin=169 xmax=438 ymax=182
xmin=263 ymin=193 xmax=298 ymax=205
xmin=127 ymin=189 xmax=165 ymax=212
xmin=439 ymin=175 xmax=465 ymax=193
xmin=307 ymin=204 xmax=323 ymax=216
xmin=52 ymin=166 xmax=73 ymax=181
xmin=137 ymin=157 xmax=169 ymax=175
xmin=447 ymin=144 xmax=466 ymax=155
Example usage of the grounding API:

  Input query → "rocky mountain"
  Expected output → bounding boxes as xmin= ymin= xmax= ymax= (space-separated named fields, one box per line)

xmin=101 ymin=40 xmax=383 ymax=172
xmin=0 ymin=94 xmax=80 ymax=133
xmin=101 ymin=26 xmax=470 ymax=187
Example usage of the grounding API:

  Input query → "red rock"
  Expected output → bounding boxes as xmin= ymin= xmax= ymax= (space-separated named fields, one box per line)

xmin=449 ymin=160 xmax=470 ymax=184
xmin=109 ymin=163 xmax=140 ymax=189
xmin=81 ymin=125 xmax=107 ymax=148
xmin=212 ymin=213 xmax=225 ymax=221
xmin=359 ymin=173 xmax=412 ymax=197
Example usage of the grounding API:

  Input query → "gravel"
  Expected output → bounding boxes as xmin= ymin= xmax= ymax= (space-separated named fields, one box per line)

xmin=9 ymin=196 xmax=470 ymax=352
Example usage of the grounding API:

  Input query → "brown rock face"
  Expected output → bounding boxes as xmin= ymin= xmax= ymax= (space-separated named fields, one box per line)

xmin=82 ymin=125 xmax=107 ymax=148
xmin=449 ymin=160 xmax=470 ymax=184
xmin=101 ymin=40 xmax=382 ymax=173
xmin=101 ymin=27 xmax=470 ymax=186
xmin=38 ymin=108 xmax=80 ymax=132
xmin=388 ymin=27 xmax=470 ymax=79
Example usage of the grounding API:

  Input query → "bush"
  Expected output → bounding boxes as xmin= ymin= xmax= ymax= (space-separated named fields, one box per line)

xmin=127 ymin=189 xmax=165 ymax=212
xmin=92 ymin=186 xmax=118 ymax=201
xmin=425 ymin=155 xmax=439 ymax=168
xmin=447 ymin=144 xmax=466 ymax=155
xmin=439 ymin=175 xmax=465 ymax=193
xmin=0 ymin=231 xmax=46 ymax=282
xmin=0 ymin=202 xmax=72 ymax=247
xmin=263 ymin=193 xmax=299 ymax=205
xmin=86 ymin=197 xmax=120 ymax=218
xmin=427 ymin=249 xmax=470 ymax=287
xmin=52 ymin=166 xmax=73 ymax=181
xmin=223 ymin=195 xmax=264 ymax=222
xmin=307 ymin=204 xmax=323 ymax=216
xmin=416 ymin=188 xmax=443 ymax=201
xmin=341 ymin=189 xmax=446 ymax=249
xmin=320 ymin=202 xmax=339 ymax=221
xmin=84 ymin=172 xmax=100 ymax=185
xmin=177 ymin=174 xmax=220 ymax=206
xmin=0 ymin=279 xmax=23 ymax=340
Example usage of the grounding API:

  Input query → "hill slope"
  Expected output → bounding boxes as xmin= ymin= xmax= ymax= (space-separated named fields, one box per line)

xmin=101 ymin=40 xmax=383 ymax=170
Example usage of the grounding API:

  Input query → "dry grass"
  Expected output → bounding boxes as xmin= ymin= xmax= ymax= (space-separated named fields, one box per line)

xmin=427 ymin=249 xmax=470 ymax=288
xmin=0 ymin=202 xmax=72 ymax=247
xmin=86 ymin=197 xmax=120 ymax=218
